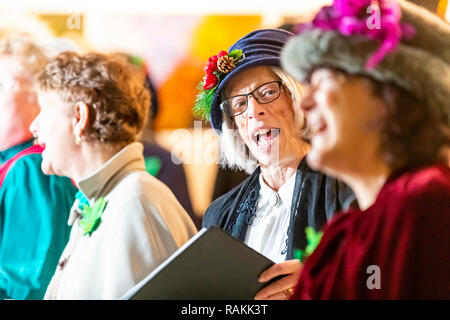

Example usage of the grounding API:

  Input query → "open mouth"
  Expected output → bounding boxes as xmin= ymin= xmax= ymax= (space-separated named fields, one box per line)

xmin=309 ymin=115 xmax=328 ymax=136
xmin=315 ymin=122 xmax=327 ymax=135
xmin=253 ymin=128 xmax=280 ymax=147
xmin=34 ymin=138 xmax=46 ymax=149
xmin=309 ymin=117 xmax=329 ymax=148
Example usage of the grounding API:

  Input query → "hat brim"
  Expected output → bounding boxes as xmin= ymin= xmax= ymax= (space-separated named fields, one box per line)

xmin=281 ymin=28 xmax=450 ymax=126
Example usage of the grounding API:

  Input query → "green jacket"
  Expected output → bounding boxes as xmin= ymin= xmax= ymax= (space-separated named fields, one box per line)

xmin=0 ymin=140 xmax=77 ymax=299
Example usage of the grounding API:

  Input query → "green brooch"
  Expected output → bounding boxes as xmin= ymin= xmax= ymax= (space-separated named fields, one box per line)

xmin=294 ymin=227 xmax=323 ymax=263
xmin=194 ymin=49 xmax=244 ymax=121
xmin=75 ymin=191 xmax=108 ymax=236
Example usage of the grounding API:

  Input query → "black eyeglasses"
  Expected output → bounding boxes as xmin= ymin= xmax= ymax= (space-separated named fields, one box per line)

xmin=220 ymin=80 xmax=283 ymax=118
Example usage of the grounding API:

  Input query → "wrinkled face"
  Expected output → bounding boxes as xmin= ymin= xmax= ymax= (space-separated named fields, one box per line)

xmin=224 ymin=66 xmax=304 ymax=167
xmin=300 ymin=68 xmax=382 ymax=176
xmin=29 ymin=90 xmax=76 ymax=176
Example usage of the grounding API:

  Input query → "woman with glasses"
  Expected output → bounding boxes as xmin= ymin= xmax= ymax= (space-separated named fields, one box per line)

xmin=194 ymin=29 xmax=356 ymax=300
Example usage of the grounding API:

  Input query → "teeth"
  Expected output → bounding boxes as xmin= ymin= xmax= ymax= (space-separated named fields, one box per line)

xmin=254 ymin=128 xmax=280 ymax=146
xmin=254 ymin=129 xmax=271 ymax=137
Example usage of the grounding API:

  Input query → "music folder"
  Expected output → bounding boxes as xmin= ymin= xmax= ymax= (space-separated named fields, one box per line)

xmin=121 ymin=226 xmax=277 ymax=300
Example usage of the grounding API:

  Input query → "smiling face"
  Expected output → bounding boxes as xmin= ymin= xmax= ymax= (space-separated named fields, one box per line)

xmin=300 ymin=68 xmax=384 ymax=177
xmin=223 ymin=66 xmax=305 ymax=167
xmin=29 ymin=90 xmax=77 ymax=176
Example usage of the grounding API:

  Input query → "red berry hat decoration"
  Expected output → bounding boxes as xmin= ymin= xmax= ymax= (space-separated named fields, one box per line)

xmin=194 ymin=49 xmax=244 ymax=121
xmin=193 ymin=29 xmax=294 ymax=133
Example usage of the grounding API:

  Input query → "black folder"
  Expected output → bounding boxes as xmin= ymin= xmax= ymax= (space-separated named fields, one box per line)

xmin=121 ymin=226 xmax=277 ymax=300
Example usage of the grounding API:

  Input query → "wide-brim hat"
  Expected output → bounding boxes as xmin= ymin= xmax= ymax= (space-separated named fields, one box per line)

xmin=281 ymin=0 xmax=450 ymax=126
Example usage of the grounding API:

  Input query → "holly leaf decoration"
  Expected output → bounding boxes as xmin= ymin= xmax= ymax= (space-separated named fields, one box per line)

xmin=193 ymin=49 xmax=244 ymax=122
xmin=294 ymin=227 xmax=323 ymax=263
xmin=228 ymin=49 xmax=243 ymax=61
xmin=78 ymin=197 xmax=107 ymax=236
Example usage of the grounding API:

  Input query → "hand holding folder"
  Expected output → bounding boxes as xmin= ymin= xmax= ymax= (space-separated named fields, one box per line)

xmin=122 ymin=227 xmax=283 ymax=300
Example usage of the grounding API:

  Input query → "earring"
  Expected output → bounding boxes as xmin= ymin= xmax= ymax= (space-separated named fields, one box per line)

xmin=75 ymin=135 xmax=81 ymax=146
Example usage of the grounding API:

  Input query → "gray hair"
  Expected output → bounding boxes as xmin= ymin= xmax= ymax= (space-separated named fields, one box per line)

xmin=0 ymin=35 xmax=48 ymax=78
xmin=219 ymin=66 xmax=312 ymax=174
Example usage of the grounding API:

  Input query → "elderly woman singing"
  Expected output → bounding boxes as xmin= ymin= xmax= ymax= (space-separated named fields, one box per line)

xmin=195 ymin=29 xmax=356 ymax=300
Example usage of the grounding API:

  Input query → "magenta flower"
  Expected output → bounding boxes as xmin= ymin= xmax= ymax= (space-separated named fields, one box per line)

xmin=295 ymin=0 xmax=415 ymax=69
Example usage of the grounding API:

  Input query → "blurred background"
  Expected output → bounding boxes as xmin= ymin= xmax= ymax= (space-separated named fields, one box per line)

xmin=1 ymin=0 xmax=448 ymax=224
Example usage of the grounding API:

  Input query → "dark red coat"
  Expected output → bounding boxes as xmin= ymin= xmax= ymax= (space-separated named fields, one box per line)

xmin=293 ymin=165 xmax=450 ymax=299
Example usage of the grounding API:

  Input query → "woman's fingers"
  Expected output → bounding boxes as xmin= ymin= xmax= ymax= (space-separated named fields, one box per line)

xmin=254 ymin=260 xmax=302 ymax=300
xmin=254 ymin=272 xmax=299 ymax=300
xmin=258 ymin=259 xmax=302 ymax=283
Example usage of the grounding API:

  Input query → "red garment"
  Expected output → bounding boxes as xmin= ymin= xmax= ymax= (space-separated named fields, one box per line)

xmin=293 ymin=165 xmax=450 ymax=299
xmin=0 ymin=144 xmax=43 ymax=187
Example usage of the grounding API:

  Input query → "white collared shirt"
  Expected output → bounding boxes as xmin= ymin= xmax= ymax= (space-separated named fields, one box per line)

xmin=244 ymin=172 xmax=297 ymax=263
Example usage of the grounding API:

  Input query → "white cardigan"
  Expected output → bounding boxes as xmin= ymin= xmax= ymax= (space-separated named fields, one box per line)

xmin=44 ymin=142 xmax=197 ymax=299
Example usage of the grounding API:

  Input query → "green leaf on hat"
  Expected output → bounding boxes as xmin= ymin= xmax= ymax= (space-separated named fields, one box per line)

xmin=193 ymin=81 xmax=217 ymax=121
xmin=193 ymin=50 xmax=243 ymax=122
xmin=228 ymin=49 xmax=243 ymax=60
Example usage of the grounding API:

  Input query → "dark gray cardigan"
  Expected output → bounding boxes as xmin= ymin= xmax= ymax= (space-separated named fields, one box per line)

xmin=202 ymin=158 xmax=356 ymax=260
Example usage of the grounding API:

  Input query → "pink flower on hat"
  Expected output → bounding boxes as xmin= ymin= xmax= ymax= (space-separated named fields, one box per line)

xmin=296 ymin=0 xmax=415 ymax=69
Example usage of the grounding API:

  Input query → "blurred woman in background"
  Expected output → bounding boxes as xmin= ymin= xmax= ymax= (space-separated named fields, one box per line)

xmin=0 ymin=36 xmax=77 ymax=300
xmin=281 ymin=0 xmax=450 ymax=298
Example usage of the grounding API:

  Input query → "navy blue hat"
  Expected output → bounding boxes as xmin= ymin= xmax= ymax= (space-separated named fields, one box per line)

xmin=208 ymin=29 xmax=293 ymax=133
